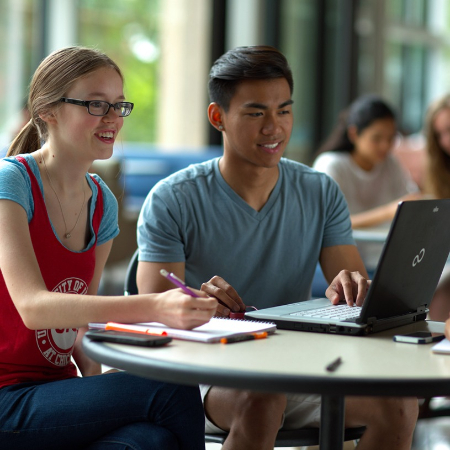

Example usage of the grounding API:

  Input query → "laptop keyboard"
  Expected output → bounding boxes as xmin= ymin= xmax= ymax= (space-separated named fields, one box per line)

xmin=289 ymin=304 xmax=362 ymax=320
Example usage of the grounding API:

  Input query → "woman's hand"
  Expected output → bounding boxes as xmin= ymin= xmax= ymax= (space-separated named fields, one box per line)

xmin=152 ymin=288 xmax=217 ymax=330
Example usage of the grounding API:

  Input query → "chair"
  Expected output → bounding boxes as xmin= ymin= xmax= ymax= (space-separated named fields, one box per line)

xmin=123 ymin=250 xmax=365 ymax=447
xmin=124 ymin=249 xmax=139 ymax=296
xmin=206 ymin=427 xmax=365 ymax=447
xmin=419 ymin=397 xmax=450 ymax=419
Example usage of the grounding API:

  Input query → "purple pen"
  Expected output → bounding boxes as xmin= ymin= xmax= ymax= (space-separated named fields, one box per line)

xmin=160 ymin=269 xmax=199 ymax=297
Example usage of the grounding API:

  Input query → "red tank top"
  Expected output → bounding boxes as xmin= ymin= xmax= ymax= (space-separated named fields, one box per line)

xmin=0 ymin=157 xmax=103 ymax=388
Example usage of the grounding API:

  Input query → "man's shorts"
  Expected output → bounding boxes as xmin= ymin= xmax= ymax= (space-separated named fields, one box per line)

xmin=200 ymin=384 xmax=321 ymax=433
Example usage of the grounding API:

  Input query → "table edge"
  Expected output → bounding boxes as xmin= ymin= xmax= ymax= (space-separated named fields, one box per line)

xmin=83 ymin=337 xmax=450 ymax=397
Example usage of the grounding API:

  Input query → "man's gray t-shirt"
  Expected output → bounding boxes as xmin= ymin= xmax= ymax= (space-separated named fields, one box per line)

xmin=138 ymin=157 xmax=354 ymax=308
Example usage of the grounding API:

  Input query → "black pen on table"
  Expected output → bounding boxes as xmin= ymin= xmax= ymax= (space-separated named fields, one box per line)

xmin=326 ymin=357 xmax=342 ymax=372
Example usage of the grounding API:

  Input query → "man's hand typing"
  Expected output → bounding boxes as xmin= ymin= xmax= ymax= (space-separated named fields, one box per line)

xmin=326 ymin=270 xmax=371 ymax=307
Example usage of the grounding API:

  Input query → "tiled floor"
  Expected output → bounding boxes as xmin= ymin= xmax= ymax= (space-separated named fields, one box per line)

xmin=206 ymin=443 xmax=360 ymax=450
xmin=205 ymin=417 xmax=450 ymax=449
xmin=206 ymin=442 xmax=355 ymax=449
xmin=412 ymin=417 xmax=450 ymax=450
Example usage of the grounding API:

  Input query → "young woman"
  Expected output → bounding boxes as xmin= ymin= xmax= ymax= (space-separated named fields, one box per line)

xmin=0 ymin=46 xmax=217 ymax=450
xmin=424 ymin=93 xmax=450 ymax=198
xmin=423 ymin=94 xmax=450 ymax=322
xmin=313 ymin=94 xmax=421 ymax=229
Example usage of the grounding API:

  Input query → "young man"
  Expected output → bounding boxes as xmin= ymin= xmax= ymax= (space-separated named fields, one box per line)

xmin=136 ymin=46 xmax=418 ymax=450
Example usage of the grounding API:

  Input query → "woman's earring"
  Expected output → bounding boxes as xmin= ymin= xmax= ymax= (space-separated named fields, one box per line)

xmin=218 ymin=125 xmax=224 ymax=131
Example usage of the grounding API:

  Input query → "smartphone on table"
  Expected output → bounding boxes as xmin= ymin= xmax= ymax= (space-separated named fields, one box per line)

xmin=85 ymin=330 xmax=172 ymax=347
xmin=393 ymin=331 xmax=445 ymax=345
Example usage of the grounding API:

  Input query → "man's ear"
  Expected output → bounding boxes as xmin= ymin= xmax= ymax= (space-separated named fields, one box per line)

xmin=347 ymin=125 xmax=358 ymax=143
xmin=207 ymin=103 xmax=225 ymax=132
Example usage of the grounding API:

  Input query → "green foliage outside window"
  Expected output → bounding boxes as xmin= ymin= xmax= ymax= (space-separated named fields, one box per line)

xmin=78 ymin=0 xmax=161 ymax=143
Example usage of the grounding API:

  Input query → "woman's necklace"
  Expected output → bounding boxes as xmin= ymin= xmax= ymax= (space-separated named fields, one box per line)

xmin=40 ymin=150 xmax=87 ymax=239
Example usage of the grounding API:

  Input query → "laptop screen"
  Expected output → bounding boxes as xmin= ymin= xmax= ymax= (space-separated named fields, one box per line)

xmin=359 ymin=199 xmax=450 ymax=321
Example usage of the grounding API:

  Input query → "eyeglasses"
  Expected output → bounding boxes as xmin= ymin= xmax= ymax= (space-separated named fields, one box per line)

xmin=60 ymin=98 xmax=134 ymax=117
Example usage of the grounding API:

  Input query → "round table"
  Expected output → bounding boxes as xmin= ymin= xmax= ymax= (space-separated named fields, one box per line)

xmin=83 ymin=320 xmax=450 ymax=449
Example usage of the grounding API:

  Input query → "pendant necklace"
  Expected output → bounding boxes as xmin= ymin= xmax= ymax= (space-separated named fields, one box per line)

xmin=40 ymin=150 xmax=87 ymax=239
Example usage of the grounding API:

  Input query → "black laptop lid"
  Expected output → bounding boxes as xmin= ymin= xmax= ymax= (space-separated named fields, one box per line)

xmin=359 ymin=199 xmax=450 ymax=322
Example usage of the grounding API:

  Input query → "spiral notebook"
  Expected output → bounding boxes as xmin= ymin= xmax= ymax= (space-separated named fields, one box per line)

xmin=89 ymin=318 xmax=276 ymax=343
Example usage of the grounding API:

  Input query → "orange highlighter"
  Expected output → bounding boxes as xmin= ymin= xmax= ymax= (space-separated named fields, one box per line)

xmin=220 ymin=332 xmax=268 ymax=344
xmin=105 ymin=322 xmax=168 ymax=336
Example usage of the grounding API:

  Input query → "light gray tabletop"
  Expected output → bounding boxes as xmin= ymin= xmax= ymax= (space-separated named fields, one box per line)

xmin=83 ymin=320 xmax=450 ymax=398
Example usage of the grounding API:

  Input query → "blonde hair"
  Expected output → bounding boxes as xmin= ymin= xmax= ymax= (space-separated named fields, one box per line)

xmin=424 ymin=94 xmax=450 ymax=198
xmin=8 ymin=46 xmax=123 ymax=157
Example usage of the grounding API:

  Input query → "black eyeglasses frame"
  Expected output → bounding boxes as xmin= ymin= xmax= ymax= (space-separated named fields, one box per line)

xmin=60 ymin=98 xmax=134 ymax=117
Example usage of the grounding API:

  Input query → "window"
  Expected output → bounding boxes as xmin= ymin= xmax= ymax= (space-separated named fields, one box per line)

xmin=357 ymin=0 xmax=450 ymax=134
xmin=0 ymin=0 xmax=35 ymax=150
xmin=79 ymin=0 xmax=161 ymax=143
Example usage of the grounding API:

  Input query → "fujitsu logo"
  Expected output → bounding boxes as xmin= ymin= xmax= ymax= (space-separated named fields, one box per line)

xmin=412 ymin=248 xmax=425 ymax=267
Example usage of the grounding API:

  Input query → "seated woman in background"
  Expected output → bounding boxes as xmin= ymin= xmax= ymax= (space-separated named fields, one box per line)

xmin=313 ymin=94 xmax=422 ymax=229
xmin=423 ymin=93 xmax=450 ymax=322
xmin=424 ymin=93 xmax=450 ymax=198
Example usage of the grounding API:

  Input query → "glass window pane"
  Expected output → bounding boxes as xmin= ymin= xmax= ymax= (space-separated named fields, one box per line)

xmin=0 ymin=0 xmax=35 ymax=152
xmin=279 ymin=0 xmax=318 ymax=163
xmin=78 ymin=0 xmax=161 ymax=142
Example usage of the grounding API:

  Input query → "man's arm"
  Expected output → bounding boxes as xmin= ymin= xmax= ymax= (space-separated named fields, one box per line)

xmin=137 ymin=261 xmax=185 ymax=294
xmin=319 ymin=244 xmax=370 ymax=307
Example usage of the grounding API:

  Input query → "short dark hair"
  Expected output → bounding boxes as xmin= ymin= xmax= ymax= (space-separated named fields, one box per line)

xmin=208 ymin=46 xmax=294 ymax=111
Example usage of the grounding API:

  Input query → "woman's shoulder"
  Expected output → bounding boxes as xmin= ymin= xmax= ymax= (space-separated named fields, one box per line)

xmin=314 ymin=151 xmax=351 ymax=166
xmin=0 ymin=154 xmax=35 ymax=181
xmin=87 ymin=172 xmax=118 ymax=211
xmin=0 ymin=155 xmax=35 ymax=215
xmin=88 ymin=171 xmax=116 ymax=196
xmin=313 ymin=152 xmax=352 ymax=176
xmin=384 ymin=153 xmax=407 ymax=170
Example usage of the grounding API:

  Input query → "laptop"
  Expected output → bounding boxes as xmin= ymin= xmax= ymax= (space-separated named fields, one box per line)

xmin=246 ymin=199 xmax=450 ymax=336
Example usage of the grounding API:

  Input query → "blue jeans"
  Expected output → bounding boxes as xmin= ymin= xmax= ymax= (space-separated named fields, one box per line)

xmin=0 ymin=372 xmax=205 ymax=450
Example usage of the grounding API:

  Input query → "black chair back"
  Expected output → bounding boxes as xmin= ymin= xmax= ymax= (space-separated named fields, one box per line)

xmin=124 ymin=249 xmax=139 ymax=295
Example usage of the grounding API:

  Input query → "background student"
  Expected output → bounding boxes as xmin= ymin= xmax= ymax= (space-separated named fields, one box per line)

xmin=423 ymin=93 xmax=450 ymax=321
xmin=136 ymin=46 xmax=418 ymax=450
xmin=424 ymin=93 xmax=450 ymax=199
xmin=0 ymin=46 xmax=217 ymax=450
xmin=313 ymin=94 xmax=422 ymax=229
